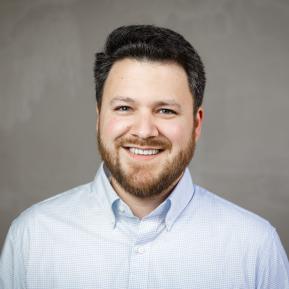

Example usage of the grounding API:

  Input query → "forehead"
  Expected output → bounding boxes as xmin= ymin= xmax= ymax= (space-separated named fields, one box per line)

xmin=102 ymin=58 xmax=194 ymax=107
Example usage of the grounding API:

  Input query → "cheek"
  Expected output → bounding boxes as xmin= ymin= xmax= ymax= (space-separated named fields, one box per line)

xmin=159 ymin=121 xmax=192 ymax=144
xmin=101 ymin=115 xmax=129 ymax=139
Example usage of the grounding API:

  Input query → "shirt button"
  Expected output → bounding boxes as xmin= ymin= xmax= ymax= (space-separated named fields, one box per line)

xmin=135 ymin=246 xmax=145 ymax=254
xmin=119 ymin=206 xmax=125 ymax=214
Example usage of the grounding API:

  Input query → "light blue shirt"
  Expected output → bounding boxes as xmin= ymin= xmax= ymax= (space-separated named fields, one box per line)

xmin=1 ymin=163 xmax=289 ymax=289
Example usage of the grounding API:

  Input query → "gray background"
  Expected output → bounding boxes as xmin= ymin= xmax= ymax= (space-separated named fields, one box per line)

xmin=1 ymin=0 xmax=288 ymax=255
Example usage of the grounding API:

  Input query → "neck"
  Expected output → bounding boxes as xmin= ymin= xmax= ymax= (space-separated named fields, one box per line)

xmin=110 ymin=175 xmax=182 ymax=219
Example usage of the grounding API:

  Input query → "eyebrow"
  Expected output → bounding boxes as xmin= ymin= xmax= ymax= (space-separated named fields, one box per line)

xmin=110 ymin=97 xmax=181 ymax=109
xmin=110 ymin=97 xmax=135 ymax=105
xmin=154 ymin=101 xmax=181 ymax=109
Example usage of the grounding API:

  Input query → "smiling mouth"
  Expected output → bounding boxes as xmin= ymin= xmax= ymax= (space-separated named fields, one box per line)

xmin=129 ymin=147 xmax=160 ymax=155
xmin=123 ymin=146 xmax=163 ymax=156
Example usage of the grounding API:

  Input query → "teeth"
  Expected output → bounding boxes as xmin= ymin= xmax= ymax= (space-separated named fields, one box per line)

xmin=129 ymin=148 xmax=160 ymax=155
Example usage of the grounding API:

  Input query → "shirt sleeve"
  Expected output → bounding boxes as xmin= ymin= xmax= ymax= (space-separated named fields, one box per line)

xmin=0 ymin=222 xmax=26 ymax=289
xmin=257 ymin=227 xmax=289 ymax=289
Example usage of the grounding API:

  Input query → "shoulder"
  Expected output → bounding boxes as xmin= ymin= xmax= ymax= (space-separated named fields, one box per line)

xmin=9 ymin=182 xmax=94 ymax=237
xmin=186 ymin=185 xmax=289 ymax=285
xmin=190 ymin=184 xmax=275 ymax=244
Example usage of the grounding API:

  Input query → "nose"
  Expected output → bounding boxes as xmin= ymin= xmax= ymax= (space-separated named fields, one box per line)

xmin=130 ymin=112 xmax=159 ymax=139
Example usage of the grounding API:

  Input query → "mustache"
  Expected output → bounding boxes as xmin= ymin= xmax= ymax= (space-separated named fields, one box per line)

xmin=116 ymin=136 xmax=172 ymax=149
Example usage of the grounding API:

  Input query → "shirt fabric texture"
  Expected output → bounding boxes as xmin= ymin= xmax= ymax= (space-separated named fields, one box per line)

xmin=1 ymin=163 xmax=289 ymax=289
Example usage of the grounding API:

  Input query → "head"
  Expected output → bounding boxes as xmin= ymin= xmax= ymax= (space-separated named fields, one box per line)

xmin=94 ymin=25 xmax=206 ymax=115
xmin=94 ymin=25 xmax=206 ymax=199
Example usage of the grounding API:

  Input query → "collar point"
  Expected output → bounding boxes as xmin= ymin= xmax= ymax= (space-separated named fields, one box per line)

xmin=165 ymin=220 xmax=173 ymax=232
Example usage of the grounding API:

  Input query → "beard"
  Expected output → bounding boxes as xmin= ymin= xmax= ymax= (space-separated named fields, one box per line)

xmin=97 ymin=128 xmax=196 ymax=199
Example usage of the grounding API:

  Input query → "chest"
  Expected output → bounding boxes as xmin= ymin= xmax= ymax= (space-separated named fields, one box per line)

xmin=25 ymin=218 xmax=257 ymax=289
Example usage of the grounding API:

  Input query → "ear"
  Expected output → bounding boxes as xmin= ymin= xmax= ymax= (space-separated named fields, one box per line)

xmin=96 ymin=105 xmax=100 ymax=133
xmin=194 ymin=107 xmax=204 ymax=142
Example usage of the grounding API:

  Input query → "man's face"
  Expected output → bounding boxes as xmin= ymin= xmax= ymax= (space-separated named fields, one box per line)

xmin=97 ymin=58 xmax=203 ymax=198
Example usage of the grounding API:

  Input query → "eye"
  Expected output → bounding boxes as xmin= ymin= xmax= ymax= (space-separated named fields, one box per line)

xmin=158 ymin=108 xmax=177 ymax=115
xmin=114 ymin=105 xmax=131 ymax=112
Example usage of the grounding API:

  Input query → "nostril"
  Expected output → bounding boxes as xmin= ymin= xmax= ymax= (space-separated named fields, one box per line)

xmin=130 ymin=125 xmax=159 ymax=139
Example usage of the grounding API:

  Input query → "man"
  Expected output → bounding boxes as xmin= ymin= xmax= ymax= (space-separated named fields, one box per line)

xmin=0 ymin=25 xmax=288 ymax=289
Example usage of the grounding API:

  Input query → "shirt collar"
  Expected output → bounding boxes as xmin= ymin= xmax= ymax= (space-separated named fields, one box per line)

xmin=165 ymin=168 xmax=195 ymax=231
xmin=91 ymin=163 xmax=119 ymax=228
xmin=92 ymin=162 xmax=195 ymax=230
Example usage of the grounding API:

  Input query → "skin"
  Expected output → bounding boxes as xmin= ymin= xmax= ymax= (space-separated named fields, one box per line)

xmin=97 ymin=58 xmax=203 ymax=218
